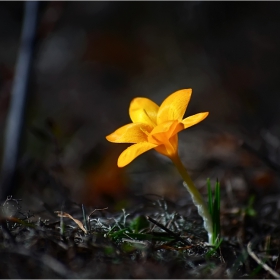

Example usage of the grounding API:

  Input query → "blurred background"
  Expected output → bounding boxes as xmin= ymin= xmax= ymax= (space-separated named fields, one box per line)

xmin=1 ymin=2 xmax=280 ymax=215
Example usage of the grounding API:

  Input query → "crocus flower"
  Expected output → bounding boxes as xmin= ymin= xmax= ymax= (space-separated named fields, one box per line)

xmin=106 ymin=89 xmax=208 ymax=167
xmin=106 ymin=89 xmax=214 ymax=244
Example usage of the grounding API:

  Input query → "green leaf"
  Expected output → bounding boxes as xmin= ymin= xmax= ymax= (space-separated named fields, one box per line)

xmin=129 ymin=215 xmax=150 ymax=233
xmin=207 ymin=178 xmax=221 ymax=245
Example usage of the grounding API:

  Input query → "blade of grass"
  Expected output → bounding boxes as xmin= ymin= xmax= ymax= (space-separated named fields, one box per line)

xmin=207 ymin=179 xmax=221 ymax=245
xmin=146 ymin=215 xmax=192 ymax=245
xmin=81 ymin=204 xmax=89 ymax=232
xmin=213 ymin=180 xmax=221 ymax=244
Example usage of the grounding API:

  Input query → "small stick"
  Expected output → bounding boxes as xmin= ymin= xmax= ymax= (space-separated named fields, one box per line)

xmin=247 ymin=240 xmax=280 ymax=279
xmin=146 ymin=216 xmax=192 ymax=246
xmin=81 ymin=204 xmax=88 ymax=232
xmin=88 ymin=207 xmax=108 ymax=219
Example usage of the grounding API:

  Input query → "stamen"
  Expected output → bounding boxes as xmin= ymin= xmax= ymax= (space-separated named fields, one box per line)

xmin=140 ymin=126 xmax=150 ymax=136
xmin=143 ymin=109 xmax=157 ymax=126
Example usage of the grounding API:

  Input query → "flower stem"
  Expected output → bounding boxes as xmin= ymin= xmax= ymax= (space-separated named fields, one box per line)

xmin=170 ymin=153 xmax=213 ymax=245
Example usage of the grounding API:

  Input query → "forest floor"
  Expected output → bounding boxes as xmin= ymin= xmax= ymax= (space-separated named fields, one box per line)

xmin=1 ymin=136 xmax=280 ymax=279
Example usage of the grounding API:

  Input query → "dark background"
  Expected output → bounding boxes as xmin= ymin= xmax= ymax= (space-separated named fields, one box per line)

xmin=1 ymin=2 xmax=280 ymax=212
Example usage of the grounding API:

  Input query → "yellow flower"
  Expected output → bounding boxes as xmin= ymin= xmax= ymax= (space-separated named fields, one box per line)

xmin=106 ymin=88 xmax=214 ymax=244
xmin=106 ymin=89 xmax=209 ymax=167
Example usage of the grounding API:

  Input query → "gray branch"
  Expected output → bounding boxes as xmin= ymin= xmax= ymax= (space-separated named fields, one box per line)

xmin=0 ymin=1 xmax=39 ymax=201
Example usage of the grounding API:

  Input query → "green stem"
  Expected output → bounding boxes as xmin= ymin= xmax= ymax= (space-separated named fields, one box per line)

xmin=170 ymin=153 xmax=213 ymax=245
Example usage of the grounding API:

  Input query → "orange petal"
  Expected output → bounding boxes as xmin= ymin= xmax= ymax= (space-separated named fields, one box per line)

xmin=117 ymin=142 xmax=157 ymax=167
xmin=154 ymin=134 xmax=179 ymax=158
xmin=157 ymin=89 xmax=192 ymax=124
xmin=129 ymin=97 xmax=159 ymax=126
xmin=181 ymin=112 xmax=209 ymax=129
xmin=148 ymin=120 xmax=184 ymax=145
xmin=106 ymin=123 xmax=152 ymax=143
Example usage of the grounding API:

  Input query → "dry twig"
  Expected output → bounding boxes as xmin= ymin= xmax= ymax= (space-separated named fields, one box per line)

xmin=247 ymin=240 xmax=280 ymax=279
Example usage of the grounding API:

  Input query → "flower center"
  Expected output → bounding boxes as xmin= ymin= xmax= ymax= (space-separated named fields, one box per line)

xmin=147 ymin=120 xmax=183 ymax=158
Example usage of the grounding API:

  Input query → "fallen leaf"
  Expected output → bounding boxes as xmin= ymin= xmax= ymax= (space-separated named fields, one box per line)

xmin=55 ymin=211 xmax=87 ymax=234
